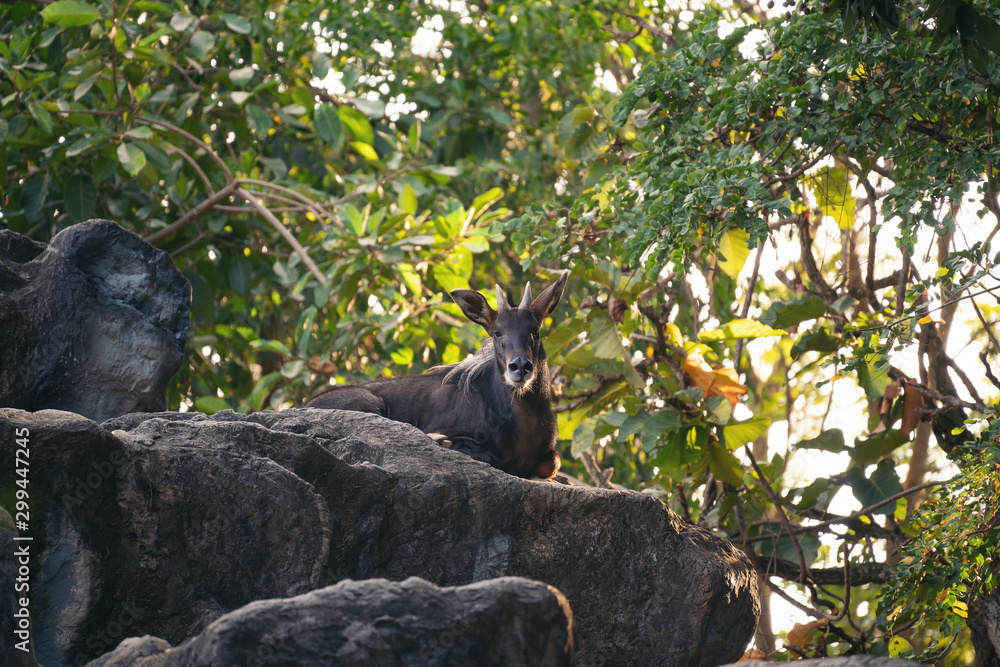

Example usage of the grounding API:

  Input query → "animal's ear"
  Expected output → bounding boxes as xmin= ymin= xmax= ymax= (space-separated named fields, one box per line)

xmin=450 ymin=289 xmax=496 ymax=331
xmin=530 ymin=270 xmax=569 ymax=324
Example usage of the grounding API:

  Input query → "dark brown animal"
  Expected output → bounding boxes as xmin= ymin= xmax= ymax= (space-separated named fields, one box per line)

xmin=305 ymin=272 xmax=568 ymax=478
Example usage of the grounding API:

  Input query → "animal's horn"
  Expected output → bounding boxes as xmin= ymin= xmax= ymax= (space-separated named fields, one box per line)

xmin=496 ymin=285 xmax=510 ymax=313
xmin=519 ymin=282 xmax=532 ymax=309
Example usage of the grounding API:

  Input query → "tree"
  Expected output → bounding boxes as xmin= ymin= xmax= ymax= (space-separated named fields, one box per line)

xmin=3 ymin=0 xmax=1000 ymax=661
xmin=510 ymin=0 xmax=1000 ymax=660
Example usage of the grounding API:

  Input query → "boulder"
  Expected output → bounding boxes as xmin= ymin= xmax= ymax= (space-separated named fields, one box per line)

xmin=85 ymin=577 xmax=573 ymax=667
xmin=0 ymin=220 xmax=190 ymax=422
xmin=970 ymin=589 xmax=1000 ymax=667
xmin=0 ymin=407 xmax=759 ymax=666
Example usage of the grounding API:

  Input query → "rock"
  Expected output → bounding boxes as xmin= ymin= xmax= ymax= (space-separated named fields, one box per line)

xmin=85 ymin=577 xmax=573 ymax=667
xmin=970 ymin=590 xmax=1000 ymax=667
xmin=0 ymin=407 xmax=759 ymax=666
xmin=0 ymin=220 xmax=189 ymax=422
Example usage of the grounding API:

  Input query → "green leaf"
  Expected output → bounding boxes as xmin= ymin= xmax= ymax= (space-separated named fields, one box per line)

xmin=716 ymin=227 xmax=751 ymax=278
xmin=641 ymin=408 xmax=681 ymax=447
xmin=845 ymin=459 xmax=903 ymax=515
xmin=408 ymin=120 xmax=421 ymax=152
xmin=795 ymin=478 xmax=831 ymax=511
xmin=390 ymin=347 xmax=414 ymax=366
xmin=246 ymin=104 xmax=273 ymax=135
xmin=195 ymin=396 xmax=231 ymax=414
xmin=589 ymin=312 xmax=643 ymax=388
xmin=399 ymin=184 xmax=417 ymax=214
xmin=572 ymin=418 xmax=598 ymax=456
xmin=117 ymin=142 xmax=147 ymax=176
xmin=339 ymin=105 xmax=373 ymax=145
xmin=955 ymin=3 xmax=979 ymax=39
xmin=857 ymin=355 xmax=892 ymax=400
xmin=350 ymin=141 xmax=379 ymax=161
xmin=22 ymin=174 xmax=51 ymax=223
xmin=707 ymin=440 xmax=744 ymax=486
xmin=314 ymin=103 xmax=344 ymax=148
xmin=188 ymin=30 xmax=215 ymax=60
xmin=229 ymin=66 xmax=255 ymax=87
xmin=133 ymin=82 xmax=151 ymax=104
xmin=223 ymin=13 xmax=252 ymax=35
xmin=471 ymin=187 xmax=504 ymax=215
xmin=133 ymin=140 xmax=171 ymax=171
xmin=851 ymin=429 xmax=909 ymax=466
xmin=790 ymin=325 xmax=841 ymax=358
xmin=759 ymin=295 xmax=828 ymax=328
xmin=705 ymin=395 xmax=732 ymax=425
xmin=170 ymin=14 xmax=196 ymax=32
xmin=250 ymin=339 xmax=293 ymax=356
xmin=0 ymin=118 xmax=7 ymax=143
xmin=63 ymin=173 xmax=97 ymax=222
xmin=756 ymin=523 xmax=821 ymax=565
xmin=259 ymin=157 xmax=287 ymax=179
xmin=228 ymin=258 xmax=253 ymax=293
xmin=699 ymin=318 xmax=786 ymax=341
xmin=40 ymin=0 xmax=101 ymax=27
xmin=723 ymin=417 xmax=771 ymax=450
xmin=352 ymin=97 xmax=385 ymax=119
xmin=27 ymin=102 xmax=54 ymax=135
xmin=795 ymin=429 xmax=847 ymax=453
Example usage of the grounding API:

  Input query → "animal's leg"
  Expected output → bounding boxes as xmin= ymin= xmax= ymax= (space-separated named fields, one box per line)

xmin=531 ymin=448 xmax=561 ymax=479
xmin=426 ymin=433 xmax=453 ymax=448
xmin=447 ymin=438 xmax=502 ymax=468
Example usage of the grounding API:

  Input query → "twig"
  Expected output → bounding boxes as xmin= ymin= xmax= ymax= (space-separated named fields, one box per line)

xmin=235 ymin=187 xmax=327 ymax=285
xmin=746 ymin=445 xmax=808 ymax=583
xmin=742 ymin=480 xmax=945 ymax=543
xmin=894 ymin=244 xmax=910 ymax=317
xmin=145 ymin=182 xmax=239 ymax=245
xmin=581 ymin=450 xmax=613 ymax=489
xmin=734 ymin=242 xmax=766 ymax=374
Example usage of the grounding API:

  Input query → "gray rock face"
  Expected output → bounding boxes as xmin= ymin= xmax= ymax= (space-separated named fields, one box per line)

xmin=0 ymin=220 xmax=190 ymax=422
xmin=86 ymin=577 xmax=573 ymax=667
xmin=0 ymin=407 xmax=759 ymax=666
xmin=970 ymin=590 xmax=1000 ymax=667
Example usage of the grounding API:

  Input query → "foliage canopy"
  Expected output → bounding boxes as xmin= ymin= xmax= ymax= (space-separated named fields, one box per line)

xmin=3 ymin=0 xmax=1000 ymax=660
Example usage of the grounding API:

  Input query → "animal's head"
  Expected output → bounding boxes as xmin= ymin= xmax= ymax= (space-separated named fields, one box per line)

xmin=450 ymin=271 xmax=568 ymax=392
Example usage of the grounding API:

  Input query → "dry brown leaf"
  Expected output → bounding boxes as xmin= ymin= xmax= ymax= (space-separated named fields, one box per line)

xmin=683 ymin=349 xmax=748 ymax=408
xmin=737 ymin=647 xmax=769 ymax=662
xmin=785 ymin=618 xmax=829 ymax=651
xmin=308 ymin=355 xmax=338 ymax=373
xmin=900 ymin=382 xmax=925 ymax=435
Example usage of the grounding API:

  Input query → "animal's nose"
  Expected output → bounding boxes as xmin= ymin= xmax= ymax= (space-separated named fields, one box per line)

xmin=508 ymin=357 xmax=533 ymax=381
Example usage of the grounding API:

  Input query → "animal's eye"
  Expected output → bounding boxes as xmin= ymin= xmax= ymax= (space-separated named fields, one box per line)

xmin=494 ymin=330 xmax=502 ymax=338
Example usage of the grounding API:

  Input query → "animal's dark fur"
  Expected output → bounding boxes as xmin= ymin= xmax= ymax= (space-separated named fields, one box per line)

xmin=305 ymin=273 xmax=567 ymax=478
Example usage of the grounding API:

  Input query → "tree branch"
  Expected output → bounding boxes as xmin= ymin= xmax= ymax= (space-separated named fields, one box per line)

xmin=235 ymin=187 xmax=326 ymax=285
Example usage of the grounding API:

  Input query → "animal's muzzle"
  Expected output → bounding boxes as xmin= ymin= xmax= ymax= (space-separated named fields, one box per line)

xmin=507 ymin=356 xmax=533 ymax=383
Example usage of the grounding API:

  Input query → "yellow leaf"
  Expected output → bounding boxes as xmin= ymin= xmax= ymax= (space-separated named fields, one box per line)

xmin=952 ymin=600 xmax=969 ymax=618
xmin=889 ymin=636 xmax=914 ymax=657
xmin=716 ymin=227 xmax=751 ymax=278
xmin=683 ymin=349 xmax=747 ymax=408
xmin=918 ymin=315 xmax=932 ymax=324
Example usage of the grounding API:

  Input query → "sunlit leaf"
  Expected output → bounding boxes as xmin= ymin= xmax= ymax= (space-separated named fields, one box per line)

xmin=716 ymin=227 xmax=751 ymax=278
xmin=699 ymin=318 xmax=785 ymax=341
xmin=40 ymin=0 xmax=100 ymax=26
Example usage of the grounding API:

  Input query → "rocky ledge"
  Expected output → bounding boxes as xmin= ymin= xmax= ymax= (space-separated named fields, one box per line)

xmin=0 ymin=407 xmax=759 ymax=666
